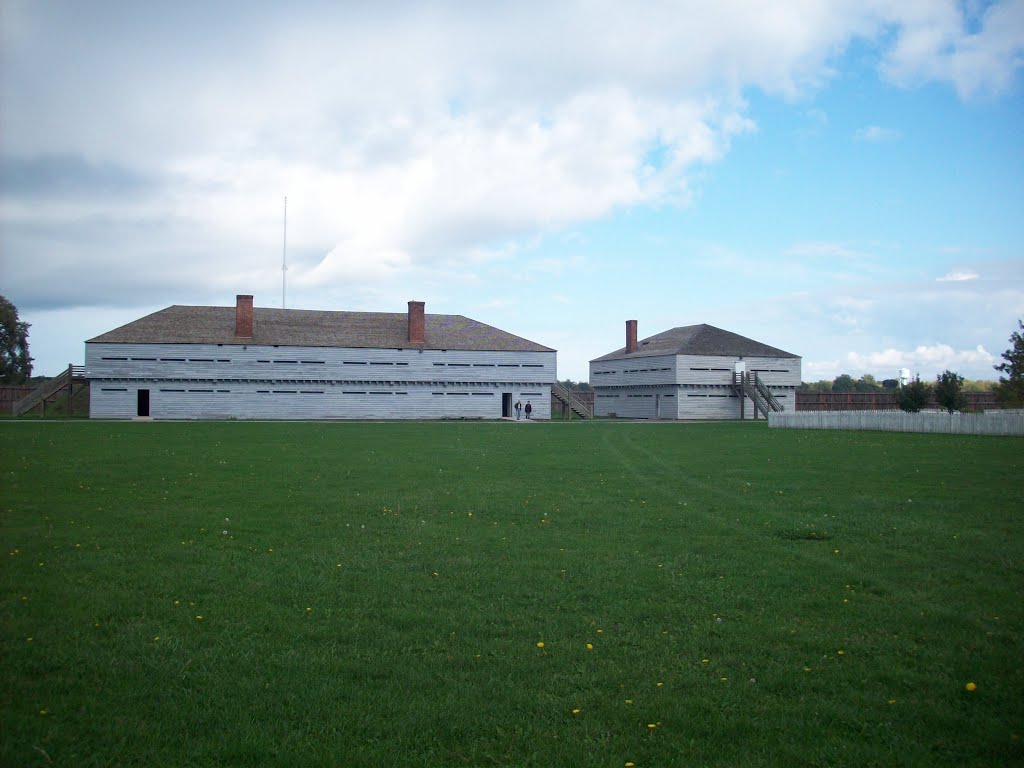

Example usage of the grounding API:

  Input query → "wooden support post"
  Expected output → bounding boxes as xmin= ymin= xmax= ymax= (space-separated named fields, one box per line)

xmin=67 ymin=363 xmax=73 ymax=417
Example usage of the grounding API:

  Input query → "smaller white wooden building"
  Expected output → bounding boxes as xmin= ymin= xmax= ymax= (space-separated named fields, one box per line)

xmin=86 ymin=296 xmax=555 ymax=420
xmin=590 ymin=320 xmax=801 ymax=419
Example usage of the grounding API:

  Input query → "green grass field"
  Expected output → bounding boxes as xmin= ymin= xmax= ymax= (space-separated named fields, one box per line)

xmin=2 ymin=421 xmax=1022 ymax=767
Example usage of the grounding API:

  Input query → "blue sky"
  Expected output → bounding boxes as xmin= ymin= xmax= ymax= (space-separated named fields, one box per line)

xmin=2 ymin=1 xmax=1022 ymax=382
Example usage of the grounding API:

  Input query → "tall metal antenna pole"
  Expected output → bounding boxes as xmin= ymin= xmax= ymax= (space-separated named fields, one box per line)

xmin=282 ymin=196 xmax=288 ymax=309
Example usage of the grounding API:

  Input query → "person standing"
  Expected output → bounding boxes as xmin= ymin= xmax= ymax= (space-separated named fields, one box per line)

xmin=525 ymin=400 xmax=532 ymax=419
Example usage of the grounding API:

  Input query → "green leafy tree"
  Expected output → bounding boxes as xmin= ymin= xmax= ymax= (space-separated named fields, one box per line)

xmin=961 ymin=378 xmax=995 ymax=393
xmin=853 ymin=374 xmax=884 ymax=392
xmin=994 ymin=319 xmax=1024 ymax=406
xmin=559 ymin=378 xmax=591 ymax=392
xmin=0 ymin=295 xmax=32 ymax=384
xmin=898 ymin=377 xmax=931 ymax=413
xmin=832 ymin=374 xmax=856 ymax=393
xmin=934 ymin=370 xmax=968 ymax=413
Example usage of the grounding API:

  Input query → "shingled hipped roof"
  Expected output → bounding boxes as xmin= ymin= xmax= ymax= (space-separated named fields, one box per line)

xmin=592 ymin=323 xmax=798 ymax=362
xmin=88 ymin=304 xmax=554 ymax=353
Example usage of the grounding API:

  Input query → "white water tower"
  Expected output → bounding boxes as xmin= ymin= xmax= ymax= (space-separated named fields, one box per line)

xmin=898 ymin=368 xmax=911 ymax=386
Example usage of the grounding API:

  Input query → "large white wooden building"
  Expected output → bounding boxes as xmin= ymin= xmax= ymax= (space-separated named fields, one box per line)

xmin=590 ymin=320 xmax=800 ymax=419
xmin=86 ymin=296 xmax=555 ymax=420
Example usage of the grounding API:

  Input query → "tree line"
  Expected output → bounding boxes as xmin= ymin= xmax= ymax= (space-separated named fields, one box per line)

xmin=799 ymin=373 xmax=996 ymax=394
xmin=799 ymin=320 xmax=1024 ymax=413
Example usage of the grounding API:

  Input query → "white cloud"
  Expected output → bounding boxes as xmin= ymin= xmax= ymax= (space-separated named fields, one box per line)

xmin=802 ymin=359 xmax=844 ymax=380
xmin=786 ymin=241 xmax=871 ymax=259
xmin=4 ymin=1 xmax=1021 ymax=314
xmin=854 ymin=125 xmax=902 ymax=142
xmin=833 ymin=296 xmax=878 ymax=312
xmin=527 ymin=255 xmax=587 ymax=274
xmin=846 ymin=343 xmax=997 ymax=375
xmin=878 ymin=0 xmax=1024 ymax=98
xmin=936 ymin=269 xmax=979 ymax=281
xmin=949 ymin=0 xmax=1024 ymax=97
xmin=806 ymin=108 xmax=829 ymax=127
xmin=802 ymin=344 xmax=999 ymax=382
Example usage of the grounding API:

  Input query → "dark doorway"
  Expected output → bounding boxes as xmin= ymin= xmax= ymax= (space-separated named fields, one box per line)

xmin=502 ymin=392 xmax=512 ymax=418
xmin=137 ymin=389 xmax=150 ymax=417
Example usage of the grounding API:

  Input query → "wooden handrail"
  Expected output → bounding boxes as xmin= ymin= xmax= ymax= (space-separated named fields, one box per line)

xmin=753 ymin=373 xmax=782 ymax=411
xmin=551 ymin=382 xmax=593 ymax=419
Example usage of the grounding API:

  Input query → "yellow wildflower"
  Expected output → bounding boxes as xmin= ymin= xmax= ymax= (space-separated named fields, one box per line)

xmin=965 ymin=682 xmax=977 ymax=692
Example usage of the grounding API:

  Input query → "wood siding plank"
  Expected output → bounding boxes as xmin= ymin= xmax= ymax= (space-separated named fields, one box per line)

xmin=86 ymin=342 xmax=554 ymax=419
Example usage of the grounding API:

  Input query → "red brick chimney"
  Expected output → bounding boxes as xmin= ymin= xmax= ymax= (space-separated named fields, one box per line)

xmin=235 ymin=294 xmax=254 ymax=338
xmin=626 ymin=319 xmax=638 ymax=354
xmin=408 ymin=301 xmax=425 ymax=345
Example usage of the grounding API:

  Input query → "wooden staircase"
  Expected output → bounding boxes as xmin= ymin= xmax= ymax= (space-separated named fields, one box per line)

xmin=753 ymin=374 xmax=782 ymax=412
xmin=13 ymin=365 xmax=86 ymax=417
xmin=551 ymin=382 xmax=593 ymax=419
xmin=733 ymin=371 xmax=783 ymax=419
